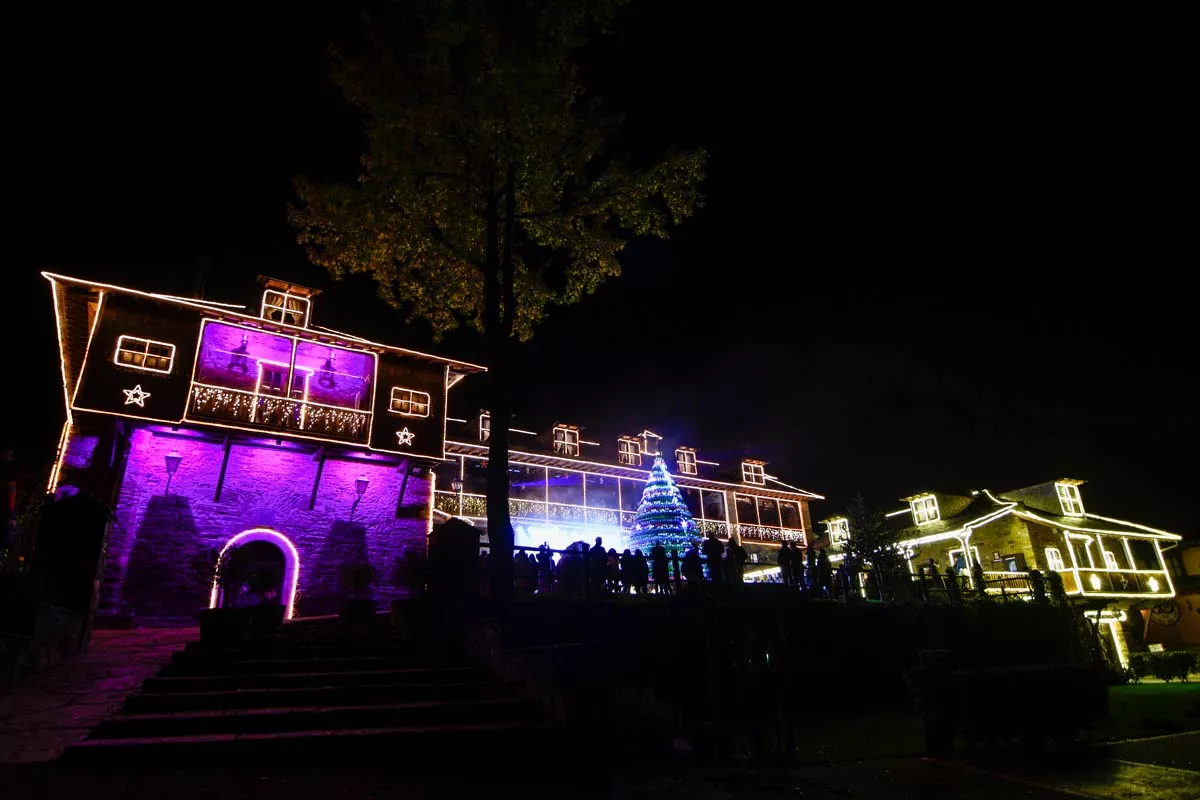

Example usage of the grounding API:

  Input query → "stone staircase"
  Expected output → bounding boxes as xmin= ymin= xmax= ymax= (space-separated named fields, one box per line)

xmin=61 ymin=615 xmax=557 ymax=768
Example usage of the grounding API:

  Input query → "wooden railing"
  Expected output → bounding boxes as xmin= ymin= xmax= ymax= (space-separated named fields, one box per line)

xmin=188 ymin=384 xmax=371 ymax=443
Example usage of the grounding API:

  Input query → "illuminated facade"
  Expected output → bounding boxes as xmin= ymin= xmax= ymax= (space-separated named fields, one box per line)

xmin=45 ymin=273 xmax=482 ymax=621
xmin=44 ymin=272 xmax=821 ymax=621
xmin=827 ymin=480 xmax=1182 ymax=668
xmin=433 ymin=424 xmax=821 ymax=568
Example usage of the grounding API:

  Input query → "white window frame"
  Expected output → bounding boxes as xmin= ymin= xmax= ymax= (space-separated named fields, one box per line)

xmin=640 ymin=431 xmax=661 ymax=456
xmin=113 ymin=335 xmax=176 ymax=374
xmin=676 ymin=448 xmax=697 ymax=475
xmin=388 ymin=387 xmax=431 ymax=417
xmin=479 ymin=413 xmax=490 ymax=441
xmin=260 ymin=290 xmax=310 ymax=327
xmin=618 ymin=438 xmax=641 ymax=466
xmin=553 ymin=426 xmax=579 ymax=457
xmin=741 ymin=462 xmax=765 ymax=485
xmin=1045 ymin=547 xmax=1066 ymax=572
xmin=948 ymin=546 xmax=982 ymax=573
xmin=826 ymin=517 xmax=850 ymax=546
xmin=1055 ymin=482 xmax=1085 ymax=516
xmin=1102 ymin=550 xmax=1119 ymax=571
xmin=911 ymin=495 xmax=940 ymax=525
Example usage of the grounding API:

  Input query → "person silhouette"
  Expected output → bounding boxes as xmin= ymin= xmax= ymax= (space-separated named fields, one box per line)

xmin=702 ymin=533 xmax=725 ymax=583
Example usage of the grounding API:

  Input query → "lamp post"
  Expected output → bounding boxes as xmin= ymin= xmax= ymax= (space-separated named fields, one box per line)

xmin=164 ymin=450 xmax=182 ymax=496
xmin=450 ymin=477 xmax=463 ymax=516
xmin=350 ymin=474 xmax=369 ymax=522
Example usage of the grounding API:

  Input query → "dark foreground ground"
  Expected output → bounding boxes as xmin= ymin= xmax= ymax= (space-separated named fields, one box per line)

xmin=2 ymin=627 xmax=1196 ymax=799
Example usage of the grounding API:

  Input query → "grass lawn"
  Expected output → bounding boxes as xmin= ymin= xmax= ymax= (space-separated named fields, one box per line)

xmin=1095 ymin=682 xmax=1200 ymax=740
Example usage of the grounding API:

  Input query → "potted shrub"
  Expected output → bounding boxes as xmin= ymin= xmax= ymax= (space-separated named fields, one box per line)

xmin=243 ymin=566 xmax=286 ymax=639
xmin=198 ymin=550 xmax=250 ymax=646
xmin=339 ymin=562 xmax=378 ymax=622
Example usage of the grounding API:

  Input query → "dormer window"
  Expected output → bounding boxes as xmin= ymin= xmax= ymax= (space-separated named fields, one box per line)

xmin=825 ymin=517 xmax=850 ymax=546
xmin=910 ymin=495 xmax=940 ymax=525
xmin=389 ymin=387 xmax=430 ymax=417
xmin=640 ymin=430 xmax=662 ymax=456
xmin=261 ymin=289 xmax=311 ymax=327
xmin=553 ymin=426 xmax=580 ymax=457
xmin=618 ymin=437 xmax=641 ymax=466
xmin=676 ymin=448 xmax=697 ymax=475
xmin=741 ymin=460 xmax=766 ymax=485
xmin=1055 ymin=481 xmax=1085 ymax=516
xmin=479 ymin=413 xmax=490 ymax=442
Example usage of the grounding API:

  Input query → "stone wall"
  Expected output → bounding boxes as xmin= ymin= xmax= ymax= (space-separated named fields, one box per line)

xmin=99 ymin=424 xmax=431 ymax=621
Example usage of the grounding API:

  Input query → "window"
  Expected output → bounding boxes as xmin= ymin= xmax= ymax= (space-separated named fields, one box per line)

xmin=1103 ymin=550 xmax=1119 ymax=571
xmin=702 ymin=491 xmax=727 ymax=522
xmin=113 ymin=335 xmax=175 ymax=374
xmin=779 ymin=502 xmax=802 ymax=530
xmin=676 ymin=448 xmax=697 ymax=475
xmin=741 ymin=461 xmax=765 ymax=485
xmin=479 ymin=413 xmax=490 ymax=441
xmin=825 ymin=517 xmax=850 ymax=546
xmin=758 ymin=497 xmax=781 ymax=528
xmin=641 ymin=431 xmax=661 ymax=456
xmin=553 ymin=426 xmax=579 ymax=456
xmin=998 ymin=553 xmax=1027 ymax=573
xmin=261 ymin=290 xmax=310 ymax=327
xmin=949 ymin=547 xmax=981 ymax=573
xmin=734 ymin=494 xmax=759 ymax=525
xmin=389 ymin=387 xmax=430 ymax=417
xmin=1055 ymin=482 xmax=1085 ymax=516
xmin=1045 ymin=547 xmax=1066 ymax=572
xmin=618 ymin=438 xmax=641 ymax=466
xmin=911 ymin=495 xmax=940 ymax=525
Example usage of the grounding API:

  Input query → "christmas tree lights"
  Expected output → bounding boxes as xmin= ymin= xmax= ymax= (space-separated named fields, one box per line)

xmin=629 ymin=456 xmax=700 ymax=555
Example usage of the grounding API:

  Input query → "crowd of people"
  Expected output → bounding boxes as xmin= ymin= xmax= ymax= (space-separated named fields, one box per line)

xmin=476 ymin=533 xmax=753 ymax=597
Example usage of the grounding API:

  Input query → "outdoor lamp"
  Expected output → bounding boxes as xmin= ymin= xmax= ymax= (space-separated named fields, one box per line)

xmin=451 ymin=477 xmax=464 ymax=493
xmin=164 ymin=450 xmax=182 ymax=496
xmin=355 ymin=475 xmax=370 ymax=496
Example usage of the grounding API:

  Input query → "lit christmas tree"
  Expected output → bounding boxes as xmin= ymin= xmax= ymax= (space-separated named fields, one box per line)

xmin=629 ymin=456 xmax=700 ymax=555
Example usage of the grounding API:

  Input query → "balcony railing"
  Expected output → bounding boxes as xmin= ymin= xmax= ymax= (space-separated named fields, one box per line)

xmin=188 ymin=384 xmax=371 ymax=443
xmin=1075 ymin=568 xmax=1171 ymax=596
xmin=434 ymin=491 xmax=804 ymax=545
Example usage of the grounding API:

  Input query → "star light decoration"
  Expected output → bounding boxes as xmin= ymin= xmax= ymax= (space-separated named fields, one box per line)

xmin=123 ymin=384 xmax=152 ymax=407
xmin=396 ymin=427 xmax=416 ymax=447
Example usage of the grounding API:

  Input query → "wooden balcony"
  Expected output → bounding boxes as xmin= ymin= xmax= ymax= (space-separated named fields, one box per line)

xmin=187 ymin=383 xmax=371 ymax=444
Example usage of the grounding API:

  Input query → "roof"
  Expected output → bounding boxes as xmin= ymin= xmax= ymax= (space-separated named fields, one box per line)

xmin=888 ymin=486 xmax=1181 ymax=544
xmin=43 ymin=272 xmax=486 ymax=373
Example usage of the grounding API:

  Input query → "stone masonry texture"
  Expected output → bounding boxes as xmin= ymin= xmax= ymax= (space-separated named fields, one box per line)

xmin=100 ymin=425 xmax=431 ymax=621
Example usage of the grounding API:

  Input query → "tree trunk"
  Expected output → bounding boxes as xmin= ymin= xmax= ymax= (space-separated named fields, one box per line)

xmin=483 ymin=167 xmax=515 ymax=602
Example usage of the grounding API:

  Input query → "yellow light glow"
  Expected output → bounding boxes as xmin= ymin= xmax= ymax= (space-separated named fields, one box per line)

xmin=1089 ymin=574 xmax=1101 ymax=590
xmin=1148 ymin=576 xmax=1159 ymax=592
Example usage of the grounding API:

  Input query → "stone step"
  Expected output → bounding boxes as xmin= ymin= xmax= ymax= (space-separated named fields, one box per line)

xmin=95 ymin=697 xmax=540 ymax=739
xmin=124 ymin=680 xmax=513 ymax=713
xmin=176 ymin=642 xmax=428 ymax=661
xmin=62 ymin=722 xmax=564 ymax=769
xmin=142 ymin=666 xmax=490 ymax=693
xmin=159 ymin=653 xmax=438 ymax=677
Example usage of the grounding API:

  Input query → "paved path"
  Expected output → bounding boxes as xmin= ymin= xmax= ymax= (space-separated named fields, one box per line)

xmin=0 ymin=627 xmax=194 ymax=764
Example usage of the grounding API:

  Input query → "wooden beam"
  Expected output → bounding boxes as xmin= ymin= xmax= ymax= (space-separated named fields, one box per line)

xmin=395 ymin=458 xmax=413 ymax=519
xmin=309 ymin=447 xmax=327 ymax=510
xmin=213 ymin=435 xmax=233 ymax=502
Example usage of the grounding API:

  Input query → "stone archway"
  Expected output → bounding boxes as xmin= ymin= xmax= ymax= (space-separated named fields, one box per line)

xmin=209 ymin=528 xmax=300 ymax=619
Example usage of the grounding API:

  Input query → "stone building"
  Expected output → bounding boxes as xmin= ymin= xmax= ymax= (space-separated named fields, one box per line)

xmin=824 ymin=480 xmax=1182 ymax=667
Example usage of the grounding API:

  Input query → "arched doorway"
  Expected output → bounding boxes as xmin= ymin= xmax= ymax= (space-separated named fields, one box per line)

xmin=209 ymin=528 xmax=300 ymax=619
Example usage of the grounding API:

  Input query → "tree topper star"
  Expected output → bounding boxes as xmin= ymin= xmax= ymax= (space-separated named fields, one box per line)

xmin=396 ymin=427 xmax=415 ymax=447
xmin=122 ymin=384 xmax=151 ymax=407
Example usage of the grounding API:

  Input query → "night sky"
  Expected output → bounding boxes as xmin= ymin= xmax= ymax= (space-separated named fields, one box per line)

xmin=9 ymin=5 xmax=1196 ymax=537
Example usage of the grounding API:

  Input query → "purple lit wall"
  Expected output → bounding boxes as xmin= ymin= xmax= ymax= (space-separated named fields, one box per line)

xmin=99 ymin=425 xmax=431 ymax=621
xmin=194 ymin=322 xmax=293 ymax=393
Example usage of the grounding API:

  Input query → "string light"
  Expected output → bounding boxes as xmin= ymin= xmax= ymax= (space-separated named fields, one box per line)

xmin=396 ymin=427 xmax=416 ymax=447
xmin=122 ymin=385 xmax=151 ymax=407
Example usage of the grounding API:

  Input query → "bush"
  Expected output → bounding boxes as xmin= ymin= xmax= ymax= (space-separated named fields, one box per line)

xmin=1130 ymin=650 xmax=1199 ymax=682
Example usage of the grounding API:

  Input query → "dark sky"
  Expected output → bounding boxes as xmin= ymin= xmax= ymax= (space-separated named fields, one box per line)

xmin=9 ymin=5 xmax=1197 ymax=537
